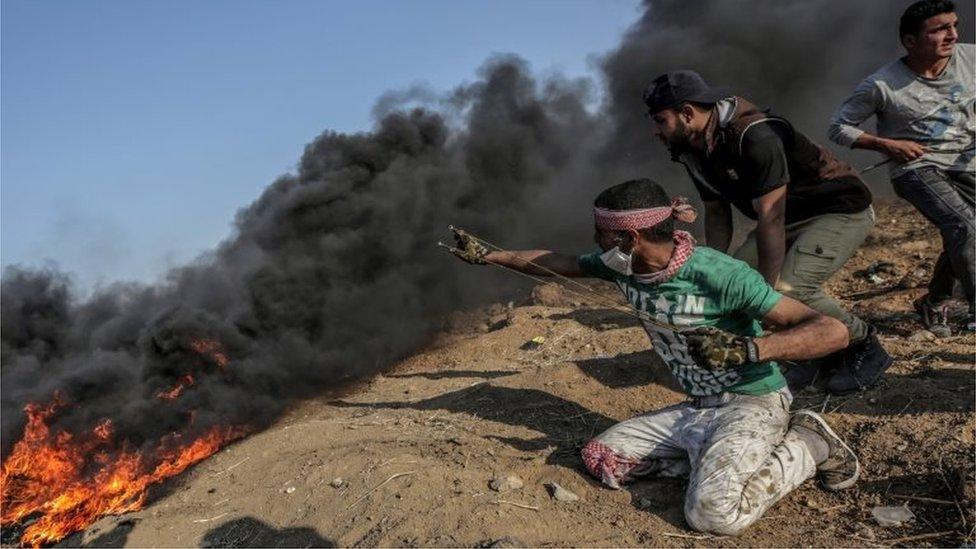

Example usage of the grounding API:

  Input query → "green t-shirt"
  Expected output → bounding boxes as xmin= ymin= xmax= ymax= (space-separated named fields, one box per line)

xmin=578 ymin=246 xmax=786 ymax=396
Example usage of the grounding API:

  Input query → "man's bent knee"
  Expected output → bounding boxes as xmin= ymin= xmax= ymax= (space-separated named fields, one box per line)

xmin=683 ymin=497 xmax=751 ymax=536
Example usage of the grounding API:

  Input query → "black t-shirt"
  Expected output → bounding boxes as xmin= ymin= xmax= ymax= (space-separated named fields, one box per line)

xmin=682 ymin=121 xmax=871 ymax=225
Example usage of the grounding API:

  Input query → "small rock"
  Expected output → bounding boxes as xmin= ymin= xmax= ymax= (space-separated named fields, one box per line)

xmin=637 ymin=497 xmax=653 ymax=509
xmin=545 ymin=481 xmax=580 ymax=502
xmin=489 ymin=473 xmax=524 ymax=492
xmin=871 ymin=505 xmax=915 ymax=527
xmin=864 ymin=261 xmax=896 ymax=275
xmin=908 ymin=329 xmax=936 ymax=342
xmin=285 ymin=486 xmax=296 ymax=494
xmin=520 ymin=336 xmax=546 ymax=351
xmin=855 ymin=523 xmax=877 ymax=540
xmin=531 ymin=283 xmax=575 ymax=307
xmin=868 ymin=397 xmax=878 ymax=404
xmin=330 ymin=477 xmax=345 ymax=488
xmin=895 ymin=442 xmax=908 ymax=452
xmin=868 ymin=274 xmax=886 ymax=284
xmin=486 ymin=536 xmax=527 ymax=548
xmin=488 ymin=313 xmax=509 ymax=331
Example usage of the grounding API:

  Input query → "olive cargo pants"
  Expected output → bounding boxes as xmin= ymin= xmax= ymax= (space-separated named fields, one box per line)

xmin=733 ymin=207 xmax=874 ymax=342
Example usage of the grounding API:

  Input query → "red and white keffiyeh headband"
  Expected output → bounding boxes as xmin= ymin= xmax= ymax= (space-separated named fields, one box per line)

xmin=593 ymin=197 xmax=697 ymax=231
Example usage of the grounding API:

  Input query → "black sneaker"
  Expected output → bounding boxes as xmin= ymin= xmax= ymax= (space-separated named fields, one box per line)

xmin=826 ymin=328 xmax=893 ymax=395
xmin=780 ymin=355 xmax=839 ymax=395
xmin=914 ymin=295 xmax=951 ymax=337
xmin=783 ymin=360 xmax=821 ymax=393
xmin=791 ymin=410 xmax=860 ymax=491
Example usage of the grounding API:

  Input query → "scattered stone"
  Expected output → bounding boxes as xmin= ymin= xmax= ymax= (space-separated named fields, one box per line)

xmin=871 ymin=505 xmax=915 ymax=527
xmin=330 ymin=477 xmax=345 ymax=488
xmin=868 ymin=397 xmax=878 ymax=404
xmin=520 ymin=336 xmax=546 ymax=351
xmin=285 ymin=486 xmax=296 ymax=494
xmin=545 ymin=481 xmax=580 ymax=502
xmin=637 ymin=497 xmax=653 ymax=509
xmin=489 ymin=473 xmax=524 ymax=492
xmin=531 ymin=283 xmax=575 ymax=307
xmin=484 ymin=536 xmax=527 ymax=548
xmin=488 ymin=313 xmax=509 ymax=331
xmin=855 ymin=523 xmax=877 ymax=541
xmin=895 ymin=442 xmax=908 ymax=452
xmin=868 ymin=274 xmax=886 ymax=285
xmin=900 ymin=240 xmax=929 ymax=252
xmin=908 ymin=329 xmax=936 ymax=342
xmin=953 ymin=465 xmax=976 ymax=505
xmin=864 ymin=261 xmax=897 ymax=275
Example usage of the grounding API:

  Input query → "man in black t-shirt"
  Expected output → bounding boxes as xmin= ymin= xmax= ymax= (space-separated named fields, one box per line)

xmin=643 ymin=70 xmax=892 ymax=395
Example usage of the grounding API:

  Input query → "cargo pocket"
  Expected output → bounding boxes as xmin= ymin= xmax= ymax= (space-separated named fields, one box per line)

xmin=791 ymin=243 xmax=839 ymax=285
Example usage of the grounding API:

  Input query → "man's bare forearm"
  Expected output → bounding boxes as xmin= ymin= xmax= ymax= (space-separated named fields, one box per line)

xmin=852 ymin=133 xmax=926 ymax=164
xmin=483 ymin=250 xmax=583 ymax=277
xmin=704 ymin=202 xmax=732 ymax=253
xmin=755 ymin=314 xmax=849 ymax=362
xmin=755 ymin=219 xmax=786 ymax=286
xmin=852 ymin=132 xmax=891 ymax=153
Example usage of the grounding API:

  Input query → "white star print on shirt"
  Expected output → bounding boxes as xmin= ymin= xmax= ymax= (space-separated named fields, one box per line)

xmin=653 ymin=295 xmax=671 ymax=322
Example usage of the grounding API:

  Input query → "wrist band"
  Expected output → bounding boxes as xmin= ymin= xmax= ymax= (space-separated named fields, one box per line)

xmin=744 ymin=337 xmax=760 ymax=363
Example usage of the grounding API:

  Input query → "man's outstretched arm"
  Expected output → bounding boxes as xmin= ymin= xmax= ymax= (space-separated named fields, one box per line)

xmin=482 ymin=250 xmax=585 ymax=277
xmin=448 ymin=229 xmax=585 ymax=277
xmin=754 ymin=296 xmax=849 ymax=362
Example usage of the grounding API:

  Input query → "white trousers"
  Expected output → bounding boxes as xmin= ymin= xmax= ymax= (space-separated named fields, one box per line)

xmin=582 ymin=388 xmax=817 ymax=536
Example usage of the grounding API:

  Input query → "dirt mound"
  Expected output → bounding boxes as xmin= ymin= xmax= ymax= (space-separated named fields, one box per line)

xmin=56 ymin=200 xmax=973 ymax=548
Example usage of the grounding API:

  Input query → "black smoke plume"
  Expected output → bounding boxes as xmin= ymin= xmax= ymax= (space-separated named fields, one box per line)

xmin=1 ymin=56 xmax=605 ymax=456
xmin=3 ymin=0 xmax=972 ymax=459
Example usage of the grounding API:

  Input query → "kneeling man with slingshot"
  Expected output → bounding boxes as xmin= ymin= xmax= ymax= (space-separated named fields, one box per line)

xmin=445 ymin=177 xmax=860 ymax=536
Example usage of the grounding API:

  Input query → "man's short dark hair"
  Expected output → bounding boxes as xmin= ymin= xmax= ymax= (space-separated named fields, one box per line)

xmin=900 ymin=0 xmax=955 ymax=42
xmin=593 ymin=178 xmax=673 ymax=243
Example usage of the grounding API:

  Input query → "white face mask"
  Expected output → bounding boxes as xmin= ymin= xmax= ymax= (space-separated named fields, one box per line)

xmin=599 ymin=246 xmax=633 ymax=275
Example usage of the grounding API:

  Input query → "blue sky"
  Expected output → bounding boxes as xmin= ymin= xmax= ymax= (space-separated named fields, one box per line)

xmin=1 ymin=0 xmax=640 ymax=292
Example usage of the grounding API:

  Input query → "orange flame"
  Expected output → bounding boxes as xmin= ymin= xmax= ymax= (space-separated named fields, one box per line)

xmin=0 ymin=392 xmax=250 ymax=547
xmin=156 ymin=374 xmax=195 ymax=400
xmin=188 ymin=338 xmax=229 ymax=369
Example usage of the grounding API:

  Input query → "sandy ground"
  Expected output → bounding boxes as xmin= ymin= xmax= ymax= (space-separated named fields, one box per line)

xmin=48 ymin=199 xmax=974 ymax=548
